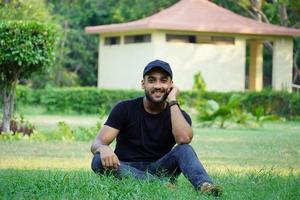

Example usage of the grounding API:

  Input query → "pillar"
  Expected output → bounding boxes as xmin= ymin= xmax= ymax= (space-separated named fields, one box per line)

xmin=272 ymin=38 xmax=293 ymax=91
xmin=249 ymin=40 xmax=263 ymax=91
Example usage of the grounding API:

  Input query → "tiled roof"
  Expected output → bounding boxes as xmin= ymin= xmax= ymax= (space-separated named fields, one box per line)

xmin=85 ymin=0 xmax=300 ymax=37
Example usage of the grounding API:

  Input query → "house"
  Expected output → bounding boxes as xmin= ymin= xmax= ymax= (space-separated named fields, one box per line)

xmin=85 ymin=0 xmax=300 ymax=91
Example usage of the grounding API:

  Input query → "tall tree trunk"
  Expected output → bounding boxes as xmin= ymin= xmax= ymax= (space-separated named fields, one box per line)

xmin=279 ymin=3 xmax=288 ymax=27
xmin=1 ymin=81 xmax=17 ymax=133
xmin=2 ymin=88 xmax=11 ymax=132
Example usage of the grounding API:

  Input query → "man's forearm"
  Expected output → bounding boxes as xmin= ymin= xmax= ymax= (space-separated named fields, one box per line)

xmin=170 ymin=104 xmax=193 ymax=144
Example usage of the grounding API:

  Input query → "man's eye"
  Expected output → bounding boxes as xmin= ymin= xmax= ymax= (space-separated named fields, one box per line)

xmin=148 ymin=79 xmax=154 ymax=83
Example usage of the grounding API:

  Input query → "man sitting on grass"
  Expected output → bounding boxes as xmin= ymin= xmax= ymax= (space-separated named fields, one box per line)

xmin=91 ymin=59 xmax=222 ymax=196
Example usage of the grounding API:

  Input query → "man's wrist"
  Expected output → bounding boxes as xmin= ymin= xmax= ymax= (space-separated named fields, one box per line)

xmin=168 ymin=100 xmax=179 ymax=108
xmin=94 ymin=145 xmax=107 ymax=154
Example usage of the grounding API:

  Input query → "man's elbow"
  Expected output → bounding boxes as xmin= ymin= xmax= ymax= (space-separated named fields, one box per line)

xmin=90 ymin=142 xmax=96 ymax=154
xmin=176 ymin=134 xmax=193 ymax=144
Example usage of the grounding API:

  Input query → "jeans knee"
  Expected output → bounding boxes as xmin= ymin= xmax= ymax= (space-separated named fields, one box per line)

xmin=91 ymin=152 xmax=104 ymax=174
xmin=174 ymin=144 xmax=195 ymax=155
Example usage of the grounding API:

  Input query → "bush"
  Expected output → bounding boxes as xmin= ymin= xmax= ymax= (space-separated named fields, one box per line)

xmin=52 ymin=121 xmax=101 ymax=142
xmin=241 ymin=90 xmax=300 ymax=118
xmin=13 ymin=86 xmax=300 ymax=118
xmin=14 ymin=86 xmax=142 ymax=114
xmin=0 ymin=116 xmax=35 ymax=136
xmin=1 ymin=118 xmax=102 ymax=142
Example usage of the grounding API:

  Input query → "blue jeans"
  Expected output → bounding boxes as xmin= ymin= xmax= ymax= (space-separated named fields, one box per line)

xmin=91 ymin=144 xmax=212 ymax=189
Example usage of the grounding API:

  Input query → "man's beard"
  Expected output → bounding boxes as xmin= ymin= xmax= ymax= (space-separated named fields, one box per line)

xmin=145 ymin=89 xmax=168 ymax=104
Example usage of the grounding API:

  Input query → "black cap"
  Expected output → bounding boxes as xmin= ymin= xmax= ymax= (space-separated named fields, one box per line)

xmin=143 ymin=59 xmax=173 ymax=79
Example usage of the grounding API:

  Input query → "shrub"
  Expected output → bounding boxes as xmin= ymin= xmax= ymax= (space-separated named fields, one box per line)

xmin=0 ymin=116 xmax=35 ymax=136
xmin=18 ymin=87 xmax=143 ymax=114
xmin=52 ymin=120 xmax=101 ymax=142
xmin=197 ymin=94 xmax=281 ymax=128
xmin=13 ymin=86 xmax=300 ymax=118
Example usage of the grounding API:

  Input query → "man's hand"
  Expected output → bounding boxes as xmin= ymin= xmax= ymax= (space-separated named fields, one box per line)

xmin=167 ymin=84 xmax=179 ymax=101
xmin=98 ymin=145 xmax=120 ymax=170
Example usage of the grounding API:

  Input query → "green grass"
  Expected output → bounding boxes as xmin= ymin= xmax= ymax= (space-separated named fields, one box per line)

xmin=0 ymin=120 xmax=300 ymax=199
xmin=0 ymin=169 xmax=299 ymax=200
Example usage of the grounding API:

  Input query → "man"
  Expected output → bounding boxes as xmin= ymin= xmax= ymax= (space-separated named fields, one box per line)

xmin=91 ymin=59 xmax=222 ymax=196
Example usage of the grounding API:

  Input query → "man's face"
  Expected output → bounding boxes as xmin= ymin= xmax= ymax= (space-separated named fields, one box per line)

xmin=142 ymin=68 xmax=172 ymax=104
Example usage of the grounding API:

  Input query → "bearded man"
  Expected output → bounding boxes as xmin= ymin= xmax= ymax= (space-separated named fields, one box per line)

xmin=91 ymin=59 xmax=222 ymax=196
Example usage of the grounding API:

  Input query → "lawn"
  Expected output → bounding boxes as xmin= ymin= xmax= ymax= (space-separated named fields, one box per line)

xmin=0 ymin=118 xmax=299 ymax=199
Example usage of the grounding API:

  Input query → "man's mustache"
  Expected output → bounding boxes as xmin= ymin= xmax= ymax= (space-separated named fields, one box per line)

xmin=151 ymin=89 xmax=166 ymax=92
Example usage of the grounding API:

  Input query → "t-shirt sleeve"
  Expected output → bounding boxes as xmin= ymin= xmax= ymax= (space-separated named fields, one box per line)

xmin=104 ymin=102 xmax=127 ymax=130
xmin=181 ymin=110 xmax=192 ymax=126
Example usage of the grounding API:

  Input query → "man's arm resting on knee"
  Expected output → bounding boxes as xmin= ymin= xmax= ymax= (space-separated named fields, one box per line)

xmin=91 ymin=125 xmax=120 ymax=169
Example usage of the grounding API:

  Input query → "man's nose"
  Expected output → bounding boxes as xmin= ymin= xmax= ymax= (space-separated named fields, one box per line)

xmin=154 ymin=81 xmax=162 ymax=88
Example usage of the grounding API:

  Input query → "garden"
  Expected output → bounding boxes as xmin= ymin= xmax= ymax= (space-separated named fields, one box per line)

xmin=1 ymin=0 xmax=300 ymax=199
xmin=0 ymin=88 xmax=299 ymax=199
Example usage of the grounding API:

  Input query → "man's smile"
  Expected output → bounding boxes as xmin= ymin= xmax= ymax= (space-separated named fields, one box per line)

xmin=151 ymin=90 xmax=166 ymax=98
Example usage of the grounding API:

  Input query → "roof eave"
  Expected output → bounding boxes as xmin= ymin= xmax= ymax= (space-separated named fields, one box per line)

xmin=85 ymin=25 xmax=300 ymax=38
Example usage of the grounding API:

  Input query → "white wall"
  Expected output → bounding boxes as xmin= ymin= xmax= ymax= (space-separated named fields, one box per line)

xmin=153 ymin=31 xmax=246 ymax=91
xmin=272 ymin=38 xmax=293 ymax=91
xmin=98 ymin=33 xmax=155 ymax=89
xmin=98 ymin=31 xmax=246 ymax=91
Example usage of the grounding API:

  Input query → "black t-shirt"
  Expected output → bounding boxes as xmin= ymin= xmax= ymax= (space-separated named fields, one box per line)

xmin=104 ymin=97 xmax=192 ymax=162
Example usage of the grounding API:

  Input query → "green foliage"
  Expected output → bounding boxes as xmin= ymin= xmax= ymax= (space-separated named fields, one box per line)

xmin=52 ymin=120 xmax=101 ymax=142
xmin=15 ymin=85 xmax=41 ymax=105
xmin=16 ymin=86 xmax=142 ymax=114
xmin=198 ymin=94 xmax=252 ymax=128
xmin=56 ymin=121 xmax=75 ymax=141
xmin=1 ymin=118 xmax=102 ymax=142
xmin=0 ymin=115 xmax=36 ymax=138
xmin=0 ymin=0 xmax=53 ymax=22
xmin=253 ymin=106 xmax=281 ymax=126
xmin=0 ymin=21 xmax=56 ymax=89
xmin=0 ymin=20 xmax=57 ymax=132
xmin=0 ymin=132 xmax=25 ymax=141
xmin=241 ymin=90 xmax=298 ymax=118
xmin=197 ymin=93 xmax=282 ymax=128
xmin=12 ymin=86 xmax=300 ymax=119
xmin=192 ymin=72 xmax=206 ymax=93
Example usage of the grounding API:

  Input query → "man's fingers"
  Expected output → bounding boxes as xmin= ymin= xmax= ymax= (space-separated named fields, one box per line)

xmin=101 ymin=154 xmax=120 ymax=169
xmin=108 ymin=156 xmax=114 ymax=168
xmin=101 ymin=157 xmax=107 ymax=168
xmin=112 ymin=156 xmax=120 ymax=169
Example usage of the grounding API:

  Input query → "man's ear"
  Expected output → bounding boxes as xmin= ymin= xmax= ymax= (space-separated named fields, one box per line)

xmin=141 ymin=79 xmax=145 ymax=89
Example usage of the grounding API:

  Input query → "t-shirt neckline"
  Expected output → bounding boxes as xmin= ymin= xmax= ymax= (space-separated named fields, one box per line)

xmin=140 ymin=97 xmax=168 ymax=117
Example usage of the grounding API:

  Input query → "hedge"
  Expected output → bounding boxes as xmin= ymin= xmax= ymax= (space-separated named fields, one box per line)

xmin=12 ymin=86 xmax=300 ymax=118
xmin=16 ymin=86 xmax=143 ymax=114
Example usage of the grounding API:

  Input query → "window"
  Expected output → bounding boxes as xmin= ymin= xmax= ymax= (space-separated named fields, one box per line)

xmin=105 ymin=36 xmax=120 ymax=45
xmin=166 ymin=34 xmax=196 ymax=43
xmin=124 ymin=34 xmax=151 ymax=44
xmin=196 ymin=36 xmax=213 ymax=44
xmin=166 ymin=34 xmax=235 ymax=45
xmin=211 ymin=36 xmax=235 ymax=44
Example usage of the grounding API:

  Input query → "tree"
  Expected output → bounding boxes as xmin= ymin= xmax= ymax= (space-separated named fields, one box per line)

xmin=0 ymin=21 xmax=56 ymax=132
